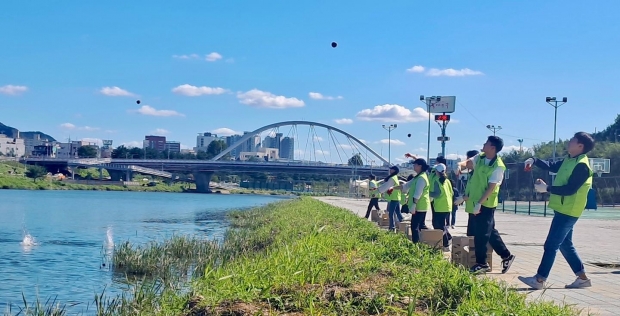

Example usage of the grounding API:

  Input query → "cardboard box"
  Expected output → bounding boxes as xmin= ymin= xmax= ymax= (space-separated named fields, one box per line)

xmin=451 ymin=236 xmax=494 ymax=271
xmin=370 ymin=209 xmax=380 ymax=222
xmin=420 ymin=229 xmax=444 ymax=249
xmin=398 ymin=221 xmax=410 ymax=233
xmin=379 ymin=216 xmax=390 ymax=227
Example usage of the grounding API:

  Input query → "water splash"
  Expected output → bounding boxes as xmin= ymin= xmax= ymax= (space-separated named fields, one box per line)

xmin=21 ymin=231 xmax=38 ymax=252
xmin=105 ymin=226 xmax=114 ymax=249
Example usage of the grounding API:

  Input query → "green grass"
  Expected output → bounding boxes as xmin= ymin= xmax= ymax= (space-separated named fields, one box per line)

xmin=98 ymin=198 xmax=578 ymax=315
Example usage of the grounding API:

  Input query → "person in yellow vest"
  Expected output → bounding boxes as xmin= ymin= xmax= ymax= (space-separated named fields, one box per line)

xmin=377 ymin=165 xmax=404 ymax=231
xmin=364 ymin=174 xmax=382 ymax=219
xmin=395 ymin=158 xmax=431 ymax=243
xmin=399 ymin=174 xmax=414 ymax=214
xmin=518 ymin=132 xmax=595 ymax=290
xmin=457 ymin=136 xmax=515 ymax=274
xmin=431 ymin=163 xmax=453 ymax=251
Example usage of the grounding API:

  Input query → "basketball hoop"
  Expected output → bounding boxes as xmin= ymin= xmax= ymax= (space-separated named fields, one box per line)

xmin=595 ymin=167 xmax=603 ymax=178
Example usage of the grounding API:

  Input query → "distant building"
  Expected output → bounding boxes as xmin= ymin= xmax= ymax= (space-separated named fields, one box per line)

xmin=165 ymin=141 xmax=181 ymax=153
xmin=0 ymin=134 xmax=26 ymax=157
xmin=241 ymin=131 xmax=261 ymax=153
xmin=239 ymin=147 xmax=279 ymax=161
xmin=22 ymin=134 xmax=53 ymax=157
xmin=225 ymin=134 xmax=242 ymax=158
xmin=280 ymin=136 xmax=295 ymax=160
xmin=195 ymin=132 xmax=222 ymax=152
xmin=56 ymin=140 xmax=96 ymax=159
xmin=32 ymin=143 xmax=58 ymax=158
xmin=144 ymin=135 xmax=166 ymax=152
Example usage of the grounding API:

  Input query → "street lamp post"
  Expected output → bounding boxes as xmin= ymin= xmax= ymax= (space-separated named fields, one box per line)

xmin=546 ymin=96 xmax=567 ymax=184
xmin=420 ymin=95 xmax=442 ymax=163
xmin=486 ymin=125 xmax=502 ymax=136
xmin=517 ymin=139 xmax=524 ymax=152
xmin=382 ymin=124 xmax=397 ymax=165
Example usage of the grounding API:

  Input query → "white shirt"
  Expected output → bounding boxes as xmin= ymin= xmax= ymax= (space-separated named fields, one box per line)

xmin=469 ymin=154 xmax=504 ymax=184
xmin=401 ymin=175 xmax=429 ymax=207
xmin=378 ymin=177 xmax=397 ymax=193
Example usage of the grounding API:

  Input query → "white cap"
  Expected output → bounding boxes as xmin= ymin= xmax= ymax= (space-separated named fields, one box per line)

xmin=434 ymin=163 xmax=447 ymax=173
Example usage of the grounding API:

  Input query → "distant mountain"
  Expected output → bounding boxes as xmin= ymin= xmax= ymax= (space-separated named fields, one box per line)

xmin=0 ymin=122 xmax=56 ymax=142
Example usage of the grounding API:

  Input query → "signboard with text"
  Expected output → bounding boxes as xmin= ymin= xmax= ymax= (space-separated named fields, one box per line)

xmin=426 ymin=96 xmax=456 ymax=113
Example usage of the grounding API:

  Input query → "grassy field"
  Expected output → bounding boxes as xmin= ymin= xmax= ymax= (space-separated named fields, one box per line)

xmin=0 ymin=161 xmax=192 ymax=193
xmin=83 ymin=197 xmax=579 ymax=316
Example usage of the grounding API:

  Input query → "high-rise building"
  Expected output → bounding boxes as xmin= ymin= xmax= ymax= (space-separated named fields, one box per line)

xmin=165 ymin=141 xmax=181 ymax=153
xmin=144 ymin=135 xmax=166 ymax=152
xmin=195 ymin=132 xmax=222 ymax=152
xmin=280 ymin=136 xmax=295 ymax=160
xmin=225 ymin=134 xmax=242 ymax=159
xmin=241 ymin=131 xmax=261 ymax=153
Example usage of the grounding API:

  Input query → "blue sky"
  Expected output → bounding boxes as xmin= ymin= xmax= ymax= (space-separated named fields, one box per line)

xmin=1 ymin=1 xmax=619 ymax=164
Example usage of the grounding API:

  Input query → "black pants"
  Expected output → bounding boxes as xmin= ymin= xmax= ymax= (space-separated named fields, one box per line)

xmin=472 ymin=206 xmax=511 ymax=265
xmin=364 ymin=198 xmax=380 ymax=218
xmin=410 ymin=211 xmax=427 ymax=243
xmin=420 ymin=211 xmax=429 ymax=230
xmin=432 ymin=212 xmax=452 ymax=247
xmin=400 ymin=204 xmax=410 ymax=214
xmin=467 ymin=213 xmax=475 ymax=236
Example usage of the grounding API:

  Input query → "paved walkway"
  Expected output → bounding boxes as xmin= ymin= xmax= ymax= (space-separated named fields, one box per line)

xmin=315 ymin=197 xmax=620 ymax=316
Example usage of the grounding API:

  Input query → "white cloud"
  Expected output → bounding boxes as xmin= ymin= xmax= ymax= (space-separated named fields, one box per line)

xmin=294 ymin=149 xmax=305 ymax=156
xmin=237 ymin=89 xmax=305 ymax=109
xmin=121 ymin=141 xmax=142 ymax=148
xmin=100 ymin=86 xmax=135 ymax=97
xmin=59 ymin=123 xmax=99 ymax=131
xmin=406 ymin=65 xmax=484 ymax=77
xmin=378 ymin=139 xmax=406 ymax=146
xmin=225 ymin=58 xmax=235 ymax=63
xmin=358 ymin=139 xmax=368 ymax=144
xmin=308 ymin=92 xmax=343 ymax=100
xmin=334 ymin=118 xmax=353 ymax=125
xmin=503 ymin=145 xmax=531 ymax=153
xmin=211 ymin=127 xmax=240 ymax=136
xmin=172 ymin=84 xmax=229 ymax=96
xmin=151 ymin=128 xmax=170 ymax=135
xmin=0 ymin=85 xmax=28 ymax=95
xmin=132 ymin=105 xmax=184 ymax=117
xmin=180 ymin=144 xmax=191 ymax=150
xmin=406 ymin=65 xmax=425 ymax=73
xmin=313 ymin=136 xmax=324 ymax=142
xmin=356 ymin=104 xmax=428 ymax=123
xmin=205 ymin=52 xmax=223 ymax=62
xmin=426 ymin=68 xmax=484 ymax=77
xmin=60 ymin=123 xmax=76 ymax=130
xmin=315 ymin=150 xmax=330 ymax=156
xmin=172 ymin=54 xmax=201 ymax=60
xmin=336 ymin=144 xmax=354 ymax=150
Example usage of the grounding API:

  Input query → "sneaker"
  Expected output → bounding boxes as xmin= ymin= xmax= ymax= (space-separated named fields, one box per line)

xmin=565 ymin=278 xmax=592 ymax=289
xmin=518 ymin=276 xmax=544 ymax=290
xmin=501 ymin=254 xmax=515 ymax=274
xmin=470 ymin=263 xmax=491 ymax=274
xmin=451 ymin=225 xmax=455 ymax=229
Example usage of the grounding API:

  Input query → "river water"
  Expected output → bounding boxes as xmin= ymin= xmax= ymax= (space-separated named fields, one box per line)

xmin=0 ymin=190 xmax=287 ymax=311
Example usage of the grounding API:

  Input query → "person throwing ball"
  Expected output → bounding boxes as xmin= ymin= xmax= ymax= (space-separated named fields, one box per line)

xmin=518 ymin=132 xmax=595 ymax=290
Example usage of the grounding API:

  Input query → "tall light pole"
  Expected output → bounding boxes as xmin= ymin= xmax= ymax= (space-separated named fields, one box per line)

xmin=545 ymin=97 xmax=567 ymax=162
xmin=420 ymin=95 xmax=442 ymax=163
xmin=486 ymin=125 xmax=502 ymax=136
xmin=546 ymin=96 xmax=567 ymax=184
xmin=517 ymin=139 xmax=524 ymax=152
xmin=382 ymin=124 xmax=397 ymax=165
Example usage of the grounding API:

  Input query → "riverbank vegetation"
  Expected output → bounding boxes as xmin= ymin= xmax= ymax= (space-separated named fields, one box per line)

xmin=77 ymin=198 xmax=577 ymax=315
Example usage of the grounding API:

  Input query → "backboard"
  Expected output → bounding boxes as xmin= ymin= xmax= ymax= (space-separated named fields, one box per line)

xmin=590 ymin=158 xmax=611 ymax=177
xmin=426 ymin=96 xmax=456 ymax=113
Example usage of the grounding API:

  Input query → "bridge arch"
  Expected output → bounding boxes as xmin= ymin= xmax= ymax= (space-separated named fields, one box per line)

xmin=211 ymin=120 xmax=390 ymax=165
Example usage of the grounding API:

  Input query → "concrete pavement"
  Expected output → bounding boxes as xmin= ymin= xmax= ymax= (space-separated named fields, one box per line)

xmin=315 ymin=196 xmax=620 ymax=316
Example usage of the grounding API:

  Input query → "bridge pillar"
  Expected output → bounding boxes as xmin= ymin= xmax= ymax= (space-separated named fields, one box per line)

xmin=109 ymin=170 xmax=124 ymax=181
xmin=193 ymin=171 xmax=213 ymax=193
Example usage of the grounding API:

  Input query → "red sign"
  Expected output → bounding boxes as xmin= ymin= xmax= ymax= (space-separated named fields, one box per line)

xmin=434 ymin=114 xmax=450 ymax=122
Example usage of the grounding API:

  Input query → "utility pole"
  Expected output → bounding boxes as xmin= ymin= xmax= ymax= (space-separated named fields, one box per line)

xmin=419 ymin=95 xmax=445 ymax=163
xmin=518 ymin=139 xmax=524 ymax=152
xmin=382 ymin=124 xmax=397 ymax=165
xmin=434 ymin=114 xmax=451 ymax=158
xmin=486 ymin=125 xmax=502 ymax=136
xmin=545 ymin=96 xmax=568 ymax=184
